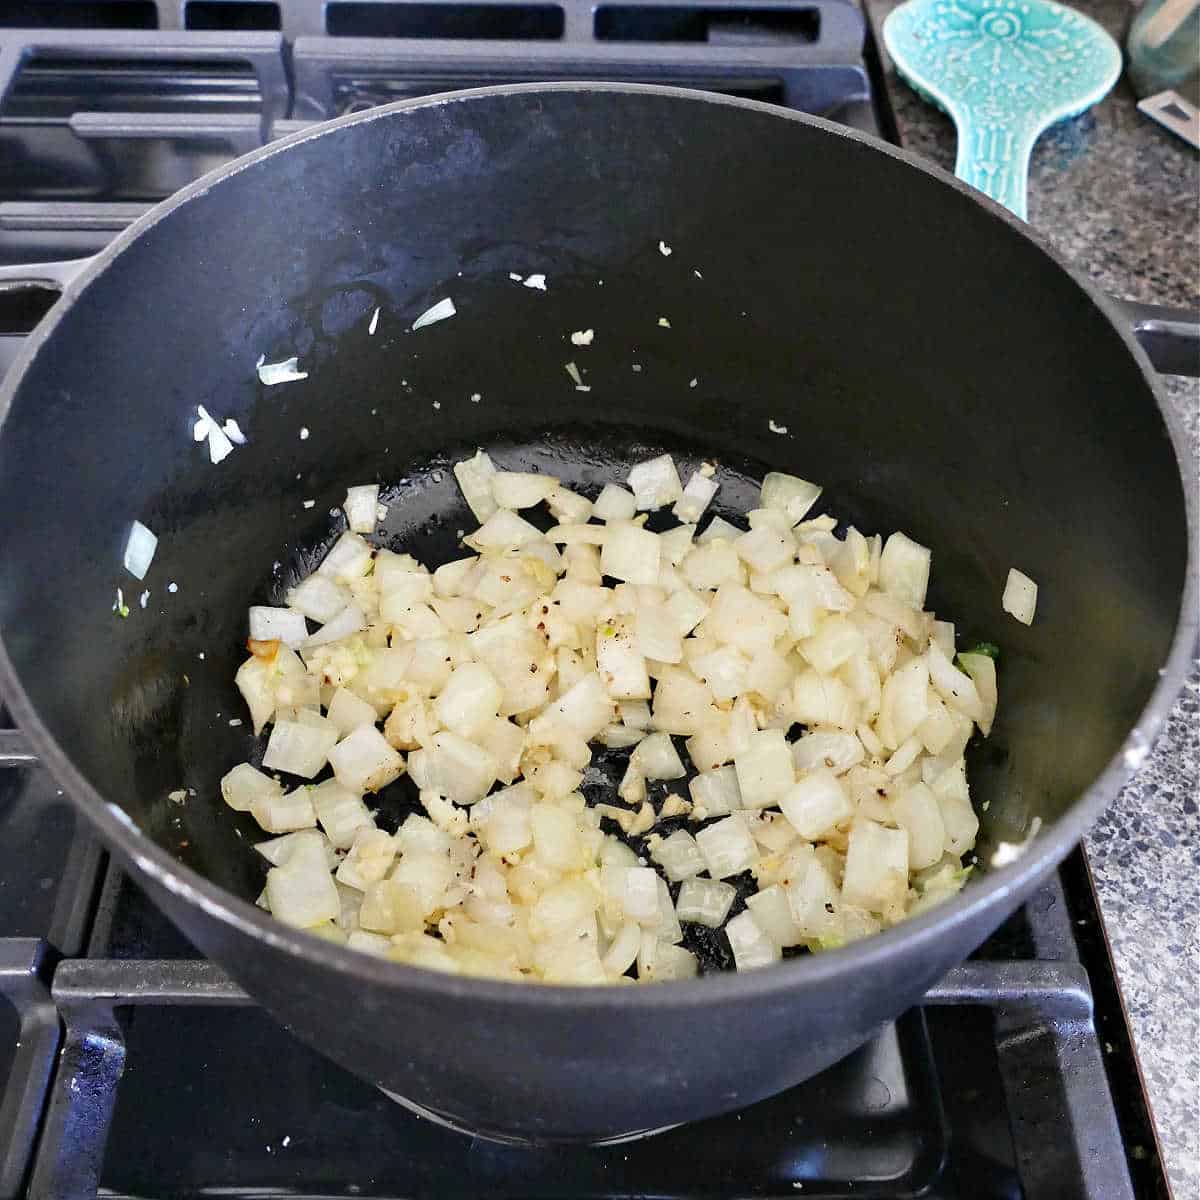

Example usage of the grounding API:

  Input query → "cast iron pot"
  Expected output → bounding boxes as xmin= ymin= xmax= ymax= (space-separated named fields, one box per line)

xmin=0 ymin=84 xmax=1194 ymax=1142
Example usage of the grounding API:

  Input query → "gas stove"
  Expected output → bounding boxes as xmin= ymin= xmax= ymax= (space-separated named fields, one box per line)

xmin=0 ymin=3 xmax=1172 ymax=1196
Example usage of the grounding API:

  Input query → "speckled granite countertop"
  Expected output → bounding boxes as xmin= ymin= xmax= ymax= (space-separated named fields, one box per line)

xmin=861 ymin=0 xmax=1200 ymax=1191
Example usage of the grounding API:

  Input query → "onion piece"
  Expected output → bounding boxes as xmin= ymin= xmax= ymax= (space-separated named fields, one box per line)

xmin=779 ymin=768 xmax=852 ymax=840
xmin=628 ymin=454 xmax=683 ymax=510
xmin=265 ymin=857 xmax=339 ymax=928
xmin=650 ymin=829 xmax=705 ymax=882
xmin=453 ymin=450 xmax=498 ymax=523
xmin=733 ymin=729 xmax=795 ymax=810
xmin=123 ymin=520 xmax=158 ymax=580
xmin=676 ymin=878 xmax=736 ymax=928
xmin=927 ymin=642 xmax=985 ymax=723
xmin=256 ymin=829 xmax=337 ymax=869
xmin=302 ymin=603 xmax=366 ymax=649
xmin=747 ymin=885 xmax=803 ymax=947
xmin=491 ymin=472 xmax=560 ymax=510
xmin=892 ymin=782 xmax=946 ymax=870
xmin=1002 ymin=568 xmax=1038 ymax=625
xmin=593 ymin=484 xmax=637 ymax=522
xmin=879 ymin=532 xmax=931 ymax=609
xmin=760 ymin=472 xmax=821 ymax=523
xmin=316 ymin=531 xmax=373 ymax=582
xmin=325 ymin=687 xmax=379 ymax=737
xmin=956 ymin=652 xmax=997 ymax=736
xmin=411 ymin=297 xmax=456 ymax=330
xmin=695 ymin=813 xmax=758 ymax=879
xmin=600 ymin=522 xmax=661 ymax=585
xmin=251 ymin=786 xmax=317 ymax=834
xmin=249 ymin=606 xmax=309 ymax=649
xmin=673 ymin=472 xmax=718 ymax=524
xmin=597 ymin=617 xmax=651 ymax=701
xmin=434 ymin=662 xmax=503 ymax=740
xmin=311 ymin=779 xmax=374 ymax=848
xmin=221 ymin=762 xmax=282 ymax=813
xmin=465 ymin=509 xmax=543 ymax=552
xmin=262 ymin=718 xmax=339 ymax=779
xmin=633 ymin=731 xmax=686 ymax=780
xmin=793 ymin=731 xmax=865 ymax=776
xmin=688 ymin=765 xmax=742 ymax=816
xmin=343 ymin=484 xmax=380 ymax=534
xmin=725 ymin=910 xmax=780 ymax=970
xmin=425 ymin=731 xmax=498 ymax=804
xmin=257 ymin=356 xmax=308 ymax=386
xmin=288 ymin=575 xmax=351 ymax=623
xmin=842 ymin=820 xmax=909 ymax=913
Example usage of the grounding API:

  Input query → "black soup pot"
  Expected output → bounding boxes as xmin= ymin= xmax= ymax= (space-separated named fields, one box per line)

xmin=0 ymin=85 xmax=1193 ymax=1141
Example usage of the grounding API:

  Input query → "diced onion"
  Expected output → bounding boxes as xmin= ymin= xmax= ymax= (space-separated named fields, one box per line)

xmin=760 ymin=472 xmax=821 ymax=523
xmin=676 ymin=877 xmax=736 ymax=927
xmin=673 ymin=472 xmax=718 ymax=524
xmin=265 ymin=857 xmax=339 ymax=928
xmin=224 ymin=448 xmax=989 ymax=984
xmin=302 ymin=602 xmax=366 ymax=649
xmin=453 ymin=451 xmax=498 ymax=523
xmin=1002 ymin=568 xmax=1038 ymax=625
xmin=746 ymin=885 xmax=803 ymax=947
xmin=344 ymin=484 xmax=380 ymax=534
xmin=492 ymin=472 xmax=560 ymax=510
xmin=842 ymin=820 xmax=909 ymax=913
xmin=695 ymin=813 xmax=759 ymax=879
xmin=879 ymin=532 xmax=931 ymax=609
xmin=779 ymin=768 xmax=852 ymax=840
xmin=311 ymin=779 xmax=373 ymax=849
xmin=257 ymin=356 xmax=308 ymax=386
xmin=249 ymin=606 xmax=309 ymax=649
xmin=411 ymin=297 xmax=456 ymax=330
xmin=288 ymin=576 xmax=351 ymax=623
xmin=329 ymin=725 xmax=405 ymax=793
xmin=791 ymin=731 xmax=864 ymax=775
xmin=123 ymin=520 xmax=158 ymax=580
xmin=725 ymin=910 xmax=781 ymax=970
xmin=316 ymin=532 xmax=374 ymax=582
xmin=593 ymin=484 xmax=637 ymax=522
xmin=262 ymin=718 xmax=339 ymax=779
xmin=650 ymin=829 xmax=705 ymax=881
xmin=221 ymin=762 xmax=281 ymax=813
xmin=251 ymin=786 xmax=317 ymax=834
xmin=631 ymin=731 xmax=685 ymax=780
xmin=689 ymin=765 xmax=742 ymax=815
xmin=733 ymin=730 xmax=794 ymax=810
xmin=600 ymin=522 xmax=661 ymax=585
xmin=627 ymin=454 xmax=683 ymax=510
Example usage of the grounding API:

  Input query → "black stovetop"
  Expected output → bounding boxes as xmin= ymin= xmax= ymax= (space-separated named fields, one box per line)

xmin=0 ymin=3 xmax=1172 ymax=1196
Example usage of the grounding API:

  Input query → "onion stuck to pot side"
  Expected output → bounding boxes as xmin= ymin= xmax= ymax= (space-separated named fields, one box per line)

xmin=220 ymin=454 xmax=1003 ymax=984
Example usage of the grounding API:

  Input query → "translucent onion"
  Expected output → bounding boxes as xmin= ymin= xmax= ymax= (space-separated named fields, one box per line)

xmin=1002 ymin=568 xmax=1038 ymax=625
xmin=225 ymin=449 xmax=988 ymax=983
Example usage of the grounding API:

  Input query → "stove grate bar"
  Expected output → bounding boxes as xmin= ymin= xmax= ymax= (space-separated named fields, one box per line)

xmin=0 ymin=730 xmax=36 ymax=768
xmin=18 ymin=951 xmax=1125 ymax=1198
xmin=0 ymin=27 xmax=289 ymax=124
xmin=0 ymin=939 xmax=59 ymax=1200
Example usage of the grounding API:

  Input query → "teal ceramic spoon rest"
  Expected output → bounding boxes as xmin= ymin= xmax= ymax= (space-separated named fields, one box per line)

xmin=883 ymin=0 xmax=1123 ymax=219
